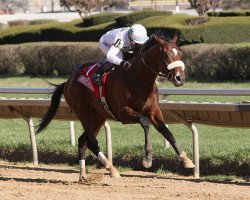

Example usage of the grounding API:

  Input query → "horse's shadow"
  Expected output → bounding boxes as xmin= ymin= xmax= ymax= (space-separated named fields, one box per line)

xmin=0 ymin=163 xmax=77 ymax=174
xmin=0 ymin=176 xmax=71 ymax=185
xmin=0 ymin=164 xmax=249 ymax=186
xmin=0 ymin=164 xmax=77 ymax=185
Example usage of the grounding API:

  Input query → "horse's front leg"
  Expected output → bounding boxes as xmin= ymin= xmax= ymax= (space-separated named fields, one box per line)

xmin=140 ymin=116 xmax=153 ymax=168
xmin=120 ymin=107 xmax=153 ymax=168
xmin=149 ymin=108 xmax=195 ymax=168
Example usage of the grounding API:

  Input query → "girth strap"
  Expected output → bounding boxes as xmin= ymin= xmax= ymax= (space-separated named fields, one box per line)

xmin=99 ymin=86 xmax=117 ymax=120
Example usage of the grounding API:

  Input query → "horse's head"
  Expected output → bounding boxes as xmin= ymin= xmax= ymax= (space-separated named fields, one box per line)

xmin=154 ymin=34 xmax=185 ymax=87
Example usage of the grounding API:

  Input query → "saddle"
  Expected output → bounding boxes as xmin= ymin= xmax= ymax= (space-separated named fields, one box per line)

xmin=77 ymin=61 xmax=105 ymax=97
xmin=77 ymin=61 xmax=117 ymax=119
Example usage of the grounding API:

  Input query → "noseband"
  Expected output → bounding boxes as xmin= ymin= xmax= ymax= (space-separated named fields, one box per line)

xmin=141 ymin=46 xmax=185 ymax=80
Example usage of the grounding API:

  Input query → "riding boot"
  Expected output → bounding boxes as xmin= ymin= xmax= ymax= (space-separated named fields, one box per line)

xmin=91 ymin=61 xmax=113 ymax=86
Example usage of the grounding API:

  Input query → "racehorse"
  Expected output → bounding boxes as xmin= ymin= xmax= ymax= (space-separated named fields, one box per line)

xmin=36 ymin=33 xmax=195 ymax=182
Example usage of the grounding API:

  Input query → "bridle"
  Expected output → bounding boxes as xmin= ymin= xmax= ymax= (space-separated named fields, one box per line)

xmin=141 ymin=45 xmax=175 ymax=80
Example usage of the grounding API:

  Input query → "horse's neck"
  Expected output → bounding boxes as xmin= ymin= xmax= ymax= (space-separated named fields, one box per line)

xmin=137 ymin=44 xmax=160 ymax=83
xmin=125 ymin=44 xmax=160 ymax=93
xmin=142 ymin=44 xmax=161 ymax=74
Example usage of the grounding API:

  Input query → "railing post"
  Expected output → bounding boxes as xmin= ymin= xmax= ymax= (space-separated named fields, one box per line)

xmin=69 ymin=121 xmax=76 ymax=146
xmin=8 ymin=106 xmax=39 ymax=166
xmin=175 ymin=0 xmax=179 ymax=13
xmin=28 ymin=118 xmax=38 ymax=166
xmin=191 ymin=124 xmax=199 ymax=179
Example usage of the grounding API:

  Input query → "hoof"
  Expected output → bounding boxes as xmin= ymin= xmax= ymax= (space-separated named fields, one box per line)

xmin=183 ymin=158 xmax=195 ymax=168
xmin=110 ymin=167 xmax=121 ymax=178
xmin=79 ymin=176 xmax=87 ymax=182
xmin=142 ymin=157 xmax=152 ymax=169
xmin=180 ymin=151 xmax=195 ymax=169
xmin=184 ymin=161 xmax=195 ymax=168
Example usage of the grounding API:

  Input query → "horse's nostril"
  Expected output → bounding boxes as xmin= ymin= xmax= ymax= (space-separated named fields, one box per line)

xmin=175 ymin=76 xmax=181 ymax=82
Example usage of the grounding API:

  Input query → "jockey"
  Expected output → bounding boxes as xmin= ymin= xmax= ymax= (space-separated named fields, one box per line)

xmin=92 ymin=24 xmax=149 ymax=85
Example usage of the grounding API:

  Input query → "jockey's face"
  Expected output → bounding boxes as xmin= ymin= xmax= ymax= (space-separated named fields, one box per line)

xmin=130 ymin=39 xmax=142 ymax=50
xmin=129 ymin=36 xmax=136 ymax=46
xmin=128 ymin=32 xmax=141 ymax=49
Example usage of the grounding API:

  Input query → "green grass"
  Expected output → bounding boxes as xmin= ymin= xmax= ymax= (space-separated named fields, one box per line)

xmin=0 ymin=75 xmax=66 ymax=98
xmin=140 ymin=14 xmax=250 ymax=29
xmin=201 ymin=175 xmax=244 ymax=182
xmin=0 ymin=76 xmax=249 ymax=178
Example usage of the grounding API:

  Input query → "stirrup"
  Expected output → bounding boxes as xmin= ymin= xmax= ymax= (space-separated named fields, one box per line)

xmin=91 ymin=73 xmax=102 ymax=86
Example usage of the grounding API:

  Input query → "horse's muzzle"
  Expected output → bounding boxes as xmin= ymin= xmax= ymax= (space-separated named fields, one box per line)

xmin=173 ymin=75 xmax=184 ymax=87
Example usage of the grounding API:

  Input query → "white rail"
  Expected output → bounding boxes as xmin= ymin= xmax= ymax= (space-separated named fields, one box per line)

xmin=159 ymin=88 xmax=250 ymax=96
xmin=2 ymin=87 xmax=250 ymax=96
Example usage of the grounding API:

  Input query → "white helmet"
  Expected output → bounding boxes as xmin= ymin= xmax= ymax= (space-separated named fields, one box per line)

xmin=128 ymin=24 xmax=149 ymax=44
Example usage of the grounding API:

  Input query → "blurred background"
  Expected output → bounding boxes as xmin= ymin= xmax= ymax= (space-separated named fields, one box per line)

xmin=0 ymin=0 xmax=249 ymax=23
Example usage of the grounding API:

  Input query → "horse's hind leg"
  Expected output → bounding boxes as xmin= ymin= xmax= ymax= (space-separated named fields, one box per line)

xmin=78 ymin=110 xmax=120 ymax=180
xmin=78 ymin=132 xmax=88 ymax=182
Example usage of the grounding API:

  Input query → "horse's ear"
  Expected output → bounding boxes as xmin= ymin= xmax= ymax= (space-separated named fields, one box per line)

xmin=155 ymin=35 xmax=165 ymax=46
xmin=172 ymin=34 xmax=177 ymax=43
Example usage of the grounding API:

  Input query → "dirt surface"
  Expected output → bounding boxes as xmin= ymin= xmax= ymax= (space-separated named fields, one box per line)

xmin=0 ymin=161 xmax=249 ymax=200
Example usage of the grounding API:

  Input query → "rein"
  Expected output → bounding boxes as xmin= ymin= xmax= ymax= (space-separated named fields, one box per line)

xmin=141 ymin=56 xmax=167 ymax=77
xmin=140 ymin=46 xmax=173 ymax=78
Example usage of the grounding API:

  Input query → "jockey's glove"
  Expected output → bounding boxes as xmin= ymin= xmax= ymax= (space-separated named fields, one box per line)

xmin=121 ymin=61 xmax=132 ymax=71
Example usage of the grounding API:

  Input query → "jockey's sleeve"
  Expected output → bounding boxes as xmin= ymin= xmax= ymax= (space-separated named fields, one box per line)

xmin=106 ymin=45 xmax=123 ymax=65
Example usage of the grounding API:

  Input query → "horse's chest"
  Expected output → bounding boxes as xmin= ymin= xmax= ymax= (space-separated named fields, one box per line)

xmin=129 ymin=96 xmax=152 ymax=111
xmin=124 ymin=89 xmax=155 ymax=110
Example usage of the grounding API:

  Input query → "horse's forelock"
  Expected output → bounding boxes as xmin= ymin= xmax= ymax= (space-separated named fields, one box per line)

xmin=154 ymin=31 xmax=173 ymax=43
xmin=142 ymin=31 xmax=173 ymax=49
xmin=141 ymin=34 xmax=156 ymax=51
xmin=140 ymin=31 xmax=176 ymax=54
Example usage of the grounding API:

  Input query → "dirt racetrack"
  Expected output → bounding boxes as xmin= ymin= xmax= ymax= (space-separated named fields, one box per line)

xmin=0 ymin=161 xmax=249 ymax=200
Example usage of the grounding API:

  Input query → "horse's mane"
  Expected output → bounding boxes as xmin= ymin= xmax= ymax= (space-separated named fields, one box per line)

xmin=141 ymin=31 xmax=173 ymax=52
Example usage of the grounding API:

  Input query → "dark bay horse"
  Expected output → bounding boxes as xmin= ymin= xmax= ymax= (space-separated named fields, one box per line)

xmin=37 ymin=34 xmax=195 ymax=181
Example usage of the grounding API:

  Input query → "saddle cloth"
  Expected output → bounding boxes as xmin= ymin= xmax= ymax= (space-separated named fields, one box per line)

xmin=77 ymin=62 xmax=107 ymax=99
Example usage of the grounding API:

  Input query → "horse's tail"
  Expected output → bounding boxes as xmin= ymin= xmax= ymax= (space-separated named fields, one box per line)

xmin=36 ymin=82 xmax=66 ymax=134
